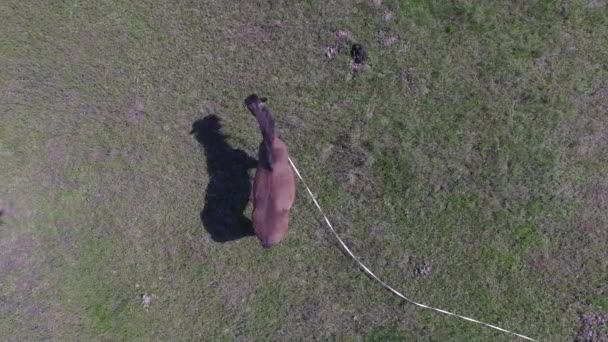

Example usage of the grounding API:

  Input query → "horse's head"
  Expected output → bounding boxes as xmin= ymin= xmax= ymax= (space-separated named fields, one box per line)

xmin=244 ymin=94 xmax=268 ymax=117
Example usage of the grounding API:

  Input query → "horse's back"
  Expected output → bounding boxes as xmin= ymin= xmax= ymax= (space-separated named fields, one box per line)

xmin=251 ymin=138 xmax=295 ymax=247
xmin=252 ymin=172 xmax=290 ymax=247
xmin=270 ymin=139 xmax=295 ymax=211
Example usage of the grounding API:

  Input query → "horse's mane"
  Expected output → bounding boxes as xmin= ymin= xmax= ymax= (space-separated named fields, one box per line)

xmin=245 ymin=94 xmax=275 ymax=170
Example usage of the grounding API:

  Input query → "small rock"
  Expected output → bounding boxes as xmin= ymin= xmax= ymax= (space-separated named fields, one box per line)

xmin=336 ymin=30 xmax=350 ymax=42
xmin=383 ymin=9 xmax=395 ymax=21
xmin=325 ymin=45 xmax=340 ymax=60
xmin=141 ymin=293 xmax=152 ymax=310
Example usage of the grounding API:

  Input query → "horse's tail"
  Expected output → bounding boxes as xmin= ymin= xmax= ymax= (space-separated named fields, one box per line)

xmin=245 ymin=94 xmax=275 ymax=169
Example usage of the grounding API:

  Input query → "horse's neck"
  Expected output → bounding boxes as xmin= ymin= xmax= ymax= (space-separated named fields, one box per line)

xmin=262 ymin=136 xmax=290 ymax=168
xmin=255 ymin=105 xmax=275 ymax=141
xmin=259 ymin=139 xmax=274 ymax=171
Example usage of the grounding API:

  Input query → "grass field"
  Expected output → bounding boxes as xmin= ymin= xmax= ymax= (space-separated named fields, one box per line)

xmin=1 ymin=0 xmax=607 ymax=340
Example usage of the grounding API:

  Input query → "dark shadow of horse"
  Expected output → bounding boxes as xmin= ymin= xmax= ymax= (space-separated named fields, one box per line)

xmin=191 ymin=114 xmax=257 ymax=242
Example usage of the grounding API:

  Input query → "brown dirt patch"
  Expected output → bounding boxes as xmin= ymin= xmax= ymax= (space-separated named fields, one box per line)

xmin=219 ymin=275 xmax=254 ymax=312
xmin=560 ymin=72 xmax=607 ymax=160
xmin=576 ymin=310 xmax=608 ymax=342
xmin=128 ymin=97 xmax=145 ymax=125
xmin=42 ymin=138 xmax=79 ymax=190
xmin=185 ymin=235 xmax=209 ymax=262
xmin=529 ymin=249 xmax=547 ymax=272
xmin=399 ymin=67 xmax=431 ymax=96
xmin=327 ymin=128 xmax=375 ymax=199
xmin=325 ymin=30 xmax=352 ymax=61
xmin=0 ymin=238 xmax=39 ymax=275
xmin=47 ymin=139 xmax=65 ymax=164
xmin=319 ymin=143 xmax=335 ymax=163
xmin=578 ymin=179 xmax=608 ymax=238
xmin=298 ymin=296 xmax=322 ymax=324
xmin=0 ymin=200 xmax=18 ymax=219
xmin=377 ymin=30 xmax=400 ymax=47
xmin=534 ymin=54 xmax=554 ymax=79
xmin=584 ymin=180 xmax=608 ymax=210
xmin=411 ymin=256 xmax=432 ymax=278
xmin=587 ymin=0 xmax=607 ymax=9
xmin=349 ymin=60 xmax=369 ymax=76
xmin=0 ymin=235 xmax=57 ymax=337
xmin=383 ymin=9 xmax=395 ymax=22
xmin=91 ymin=150 xmax=109 ymax=162
xmin=240 ymin=19 xmax=283 ymax=43
xmin=26 ymin=304 xmax=43 ymax=318
xmin=14 ymin=272 xmax=39 ymax=299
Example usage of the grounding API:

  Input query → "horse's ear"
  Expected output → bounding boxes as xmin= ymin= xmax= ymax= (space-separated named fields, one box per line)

xmin=260 ymin=97 xmax=268 ymax=103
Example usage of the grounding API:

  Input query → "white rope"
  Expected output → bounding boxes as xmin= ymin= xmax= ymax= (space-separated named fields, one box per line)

xmin=287 ymin=157 xmax=539 ymax=342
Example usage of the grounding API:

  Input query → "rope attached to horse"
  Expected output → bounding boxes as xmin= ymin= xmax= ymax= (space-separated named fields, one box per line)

xmin=287 ymin=157 xmax=539 ymax=342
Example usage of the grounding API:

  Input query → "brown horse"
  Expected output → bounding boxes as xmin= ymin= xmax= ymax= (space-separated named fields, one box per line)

xmin=244 ymin=94 xmax=296 ymax=248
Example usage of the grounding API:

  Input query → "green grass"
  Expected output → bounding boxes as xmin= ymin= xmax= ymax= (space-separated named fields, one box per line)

xmin=1 ymin=0 xmax=607 ymax=340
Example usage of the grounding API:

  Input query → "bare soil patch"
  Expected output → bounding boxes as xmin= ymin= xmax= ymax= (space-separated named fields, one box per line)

xmin=577 ymin=310 xmax=608 ymax=342
xmin=128 ymin=97 xmax=145 ymax=125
